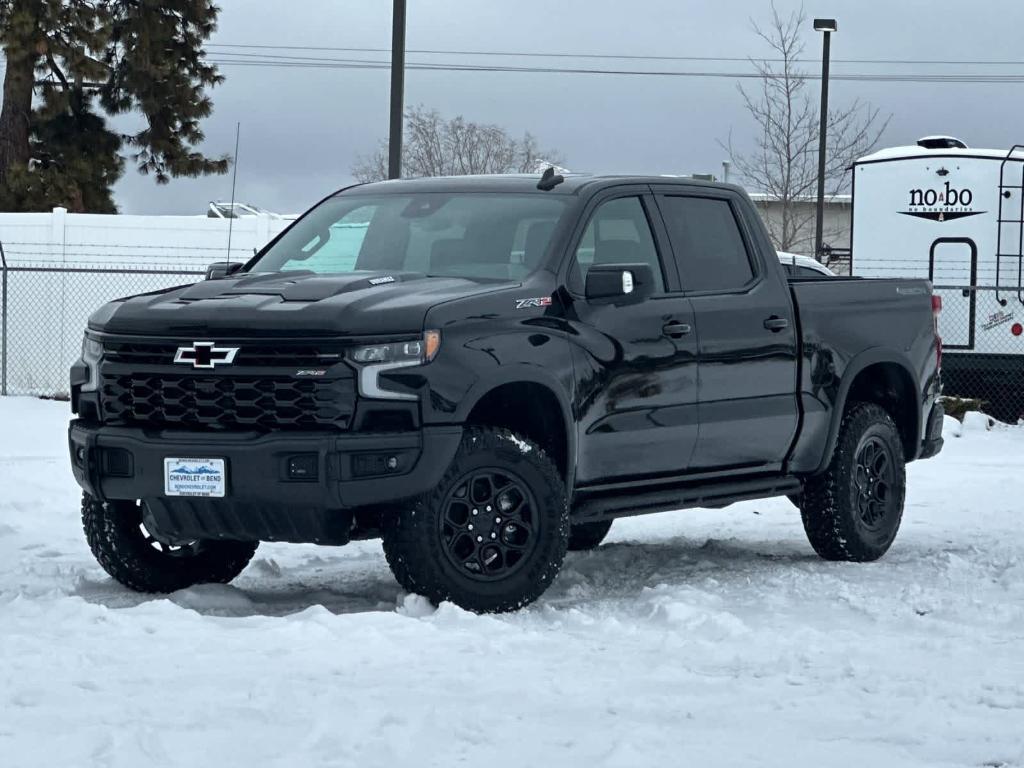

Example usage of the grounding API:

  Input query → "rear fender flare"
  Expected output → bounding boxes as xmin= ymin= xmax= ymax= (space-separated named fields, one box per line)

xmin=813 ymin=347 xmax=919 ymax=474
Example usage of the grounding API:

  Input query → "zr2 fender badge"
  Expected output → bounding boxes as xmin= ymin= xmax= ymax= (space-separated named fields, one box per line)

xmin=515 ymin=297 xmax=553 ymax=310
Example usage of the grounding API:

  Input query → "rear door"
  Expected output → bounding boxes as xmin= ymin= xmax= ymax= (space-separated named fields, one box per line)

xmin=652 ymin=187 xmax=799 ymax=472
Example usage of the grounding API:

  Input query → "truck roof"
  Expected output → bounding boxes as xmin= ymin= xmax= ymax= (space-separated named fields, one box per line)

xmin=339 ymin=174 xmax=747 ymax=197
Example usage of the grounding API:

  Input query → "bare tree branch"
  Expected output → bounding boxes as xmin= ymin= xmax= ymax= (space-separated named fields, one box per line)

xmin=721 ymin=2 xmax=889 ymax=257
xmin=352 ymin=105 xmax=564 ymax=183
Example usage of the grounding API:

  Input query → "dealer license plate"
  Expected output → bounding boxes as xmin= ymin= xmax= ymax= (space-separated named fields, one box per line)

xmin=164 ymin=458 xmax=226 ymax=498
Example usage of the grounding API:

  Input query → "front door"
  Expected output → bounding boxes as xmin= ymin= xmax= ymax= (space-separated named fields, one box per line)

xmin=652 ymin=187 xmax=799 ymax=472
xmin=929 ymin=238 xmax=977 ymax=349
xmin=564 ymin=190 xmax=700 ymax=484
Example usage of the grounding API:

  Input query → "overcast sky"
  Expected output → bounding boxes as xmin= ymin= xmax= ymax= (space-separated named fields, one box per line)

xmin=105 ymin=0 xmax=1024 ymax=215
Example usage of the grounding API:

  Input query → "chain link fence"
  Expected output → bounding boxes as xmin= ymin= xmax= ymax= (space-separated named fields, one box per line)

xmin=2 ymin=239 xmax=1024 ymax=421
xmin=933 ymin=284 xmax=1024 ymax=423
xmin=1 ymin=241 xmax=203 ymax=397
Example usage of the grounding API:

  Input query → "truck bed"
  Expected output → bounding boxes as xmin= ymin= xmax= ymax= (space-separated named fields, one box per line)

xmin=785 ymin=276 xmax=939 ymax=471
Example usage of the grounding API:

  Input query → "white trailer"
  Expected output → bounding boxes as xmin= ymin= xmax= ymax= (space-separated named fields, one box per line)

xmin=851 ymin=137 xmax=1024 ymax=420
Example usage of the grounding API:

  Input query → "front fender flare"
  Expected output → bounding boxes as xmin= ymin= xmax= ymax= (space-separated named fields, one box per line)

xmin=455 ymin=363 xmax=578 ymax=487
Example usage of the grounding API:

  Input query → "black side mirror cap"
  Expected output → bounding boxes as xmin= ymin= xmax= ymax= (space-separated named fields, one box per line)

xmin=205 ymin=262 xmax=245 ymax=280
xmin=584 ymin=263 xmax=655 ymax=305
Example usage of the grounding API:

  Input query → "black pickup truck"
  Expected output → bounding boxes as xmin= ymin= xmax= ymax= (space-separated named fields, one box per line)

xmin=69 ymin=173 xmax=944 ymax=612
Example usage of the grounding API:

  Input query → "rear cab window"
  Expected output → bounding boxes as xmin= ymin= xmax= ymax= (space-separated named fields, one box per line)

xmin=657 ymin=195 xmax=756 ymax=293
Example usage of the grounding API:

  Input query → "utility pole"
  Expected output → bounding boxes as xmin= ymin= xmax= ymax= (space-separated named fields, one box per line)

xmin=813 ymin=18 xmax=837 ymax=260
xmin=388 ymin=0 xmax=407 ymax=180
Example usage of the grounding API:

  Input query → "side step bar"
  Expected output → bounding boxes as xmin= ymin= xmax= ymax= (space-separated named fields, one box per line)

xmin=572 ymin=475 xmax=802 ymax=522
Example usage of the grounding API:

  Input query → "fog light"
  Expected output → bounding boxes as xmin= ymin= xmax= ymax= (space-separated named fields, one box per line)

xmin=352 ymin=452 xmax=408 ymax=478
xmin=287 ymin=454 xmax=318 ymax=481
xmin=101 ymin=448 xmax=133 ymax=478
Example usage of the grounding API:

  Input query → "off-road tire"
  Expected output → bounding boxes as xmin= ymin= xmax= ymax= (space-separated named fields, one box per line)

xmin=381 ymin=427 xmax=569 ymax=613
xmin=567 ymin=519 xmax=613 ymax=551
xmin=800 ymin=402 xmax=906 ymax=562
xmin=82 ymin=494 xmax=259 ymax=593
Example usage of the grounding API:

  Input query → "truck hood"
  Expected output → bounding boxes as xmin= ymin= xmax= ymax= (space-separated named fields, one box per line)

xmin=89 ymin=270 xmax=507 ymax=337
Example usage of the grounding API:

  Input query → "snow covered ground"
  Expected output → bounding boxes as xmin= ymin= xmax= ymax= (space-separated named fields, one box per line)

xmin=2 ymin=397 xmax=1023 ymax=768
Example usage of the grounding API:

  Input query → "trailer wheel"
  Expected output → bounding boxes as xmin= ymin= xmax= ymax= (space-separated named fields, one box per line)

xmin=800 ymin=402 xmax=906 ymax=562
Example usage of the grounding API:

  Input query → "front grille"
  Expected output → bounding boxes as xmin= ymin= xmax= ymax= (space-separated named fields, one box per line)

xmin=100 ymin=373 xmax=355 ymax=430
xmin=103 ymin=341 xmax=346 ymax=368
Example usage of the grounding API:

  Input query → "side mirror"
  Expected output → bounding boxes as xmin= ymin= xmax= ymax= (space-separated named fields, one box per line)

xmin=205 ymin=261 xmax=244 ymax=280
xmin=584 ymin=263 xmax=655 ymax=305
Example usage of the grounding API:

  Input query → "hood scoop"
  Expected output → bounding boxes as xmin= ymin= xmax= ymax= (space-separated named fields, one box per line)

xmin=174 ymin=271 xmax=424 ymax=303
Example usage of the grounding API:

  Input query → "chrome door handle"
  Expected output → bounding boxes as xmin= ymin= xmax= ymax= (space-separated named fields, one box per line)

xmin=763 ymin=316 xmax=789 ymax=332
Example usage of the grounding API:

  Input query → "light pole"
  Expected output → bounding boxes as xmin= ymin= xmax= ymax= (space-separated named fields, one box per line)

xmin=388 ymin=0 xmax=407 ymax=180
xmin=813 ymin=18 xmax=836 ymax=260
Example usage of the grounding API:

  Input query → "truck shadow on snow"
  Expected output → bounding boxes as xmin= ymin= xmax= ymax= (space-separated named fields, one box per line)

xmin=71 ymin=535 xmax=825 ymax=619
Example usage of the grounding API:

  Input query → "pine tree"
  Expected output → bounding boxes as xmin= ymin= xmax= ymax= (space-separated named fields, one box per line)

xmin=0 ymin=0 xmax=227 ymax=212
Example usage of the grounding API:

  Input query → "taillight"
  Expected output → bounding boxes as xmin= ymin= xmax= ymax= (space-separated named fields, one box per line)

xmin=932 ymin=294 xmax=942 ymax=369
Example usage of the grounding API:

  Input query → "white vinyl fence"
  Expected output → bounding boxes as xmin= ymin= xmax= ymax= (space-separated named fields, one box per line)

xmin=0 ymin=208 xmax=293 ymax=396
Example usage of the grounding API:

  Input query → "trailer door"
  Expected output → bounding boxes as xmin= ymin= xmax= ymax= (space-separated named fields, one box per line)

xmin=929 ymin=238 xmax=977 ymax=349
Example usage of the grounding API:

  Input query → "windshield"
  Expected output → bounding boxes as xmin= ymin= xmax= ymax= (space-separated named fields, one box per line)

xmin=250 ymin=192 xmax=568 ymax=280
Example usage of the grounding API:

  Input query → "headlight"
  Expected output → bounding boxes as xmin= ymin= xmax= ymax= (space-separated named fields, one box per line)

xmin=81 ymin=335 xmax=103 ymax=392
xmin=350 ymin=330 xmax=440 ymax=400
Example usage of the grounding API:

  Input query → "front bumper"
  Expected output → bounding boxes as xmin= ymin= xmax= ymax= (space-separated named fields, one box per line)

xmin=68 ymin=421 xmax=462 ymax=544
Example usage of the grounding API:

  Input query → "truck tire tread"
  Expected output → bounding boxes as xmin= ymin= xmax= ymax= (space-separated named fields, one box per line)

xmin=82 ymin=493 xmax=258 ymax=593
xmin=800 ymin=402 xmax=906 ymax=562
xmin=381 ymin=426 xmax=569 ymax=613
xmin=567 ymin=519 xmax=614 ymax=551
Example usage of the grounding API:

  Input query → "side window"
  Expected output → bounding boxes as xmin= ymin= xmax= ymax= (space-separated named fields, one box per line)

xmin=571 ymin=196 xmax=665 ymax=293
xmin=659 ymin=196 xmax=754 ymax=292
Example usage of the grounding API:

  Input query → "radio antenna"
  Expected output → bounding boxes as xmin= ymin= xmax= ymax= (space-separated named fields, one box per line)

xmin=226 ymin=122 xmax=241 ymax=263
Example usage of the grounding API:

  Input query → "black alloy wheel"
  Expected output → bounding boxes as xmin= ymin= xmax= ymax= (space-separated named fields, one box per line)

xmin=853 ymin=436 xmax=897 ymax=531
xmin=438 ymin=469 xmax=538 ymax=580
xmin=381 ymin=426 xmax=569 ymax=613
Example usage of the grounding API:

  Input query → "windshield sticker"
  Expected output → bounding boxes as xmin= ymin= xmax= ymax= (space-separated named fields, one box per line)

xmin=515 ymin=297 xmax=553 ymax=310
xmin=369 ymin=276 xmax=396 ymax=285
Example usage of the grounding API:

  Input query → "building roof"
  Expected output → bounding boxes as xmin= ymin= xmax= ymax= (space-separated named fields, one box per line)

xmin=748 ymin=192 xmax=851 ymax=204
